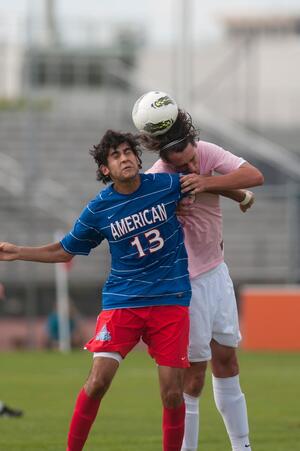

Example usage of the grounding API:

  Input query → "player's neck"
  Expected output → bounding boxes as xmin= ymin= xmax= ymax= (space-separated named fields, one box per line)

xmin=113 ymin=174 xmax=141 ymax=194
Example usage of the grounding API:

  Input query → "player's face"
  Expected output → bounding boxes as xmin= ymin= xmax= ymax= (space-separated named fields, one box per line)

xmin=166 ymin=144 xmax=199 ymax=174
xmin=101 ymin=142 xmax=140 ymax=182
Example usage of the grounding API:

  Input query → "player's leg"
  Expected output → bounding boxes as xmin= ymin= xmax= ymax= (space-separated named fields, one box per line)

xmin=211 ymin=263 xmax=251 ymax=451
xmin=181 ymin=361 xmax=207 ymax=451
xmin=158 ymin=366 xmax=186 ymax=451
xmin=67 ymin=308 xmax=143 ymax=451
xmin=181 ymin=274 xmax=213 ymax=451
xmin=0 ymin=401 xmax=23 ymax=417
xmin=211 ymin=341 xmax=251 ymax=450
xmin=67 ymin=354 xmax=120 ymax=451
xmin=145 ymin=305 xmax=190 ymax=451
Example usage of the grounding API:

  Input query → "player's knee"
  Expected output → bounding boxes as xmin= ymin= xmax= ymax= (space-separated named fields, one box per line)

xmin=85 ymin=373 xmax=112 ymax=399
xmin=212 ymin=354 xmax=239 ymax=377
xmin=184 ymin=362 xmax=206 ymax=397
xmin=184 ymin=372 xmax=205 ymax=397
xmin=161 ymin=388 xmax=183 ymax=409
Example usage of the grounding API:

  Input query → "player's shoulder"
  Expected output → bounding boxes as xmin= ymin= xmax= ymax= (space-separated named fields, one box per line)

xmin=85 ymin=185 xmax=113 ymax=214
xmin=146 ymin=159 xmax=174 ymax=174
xmin=142 ymin=172 xmax=179 ymax=187
xmin=197 ymin=139 xmax=224 ymax=155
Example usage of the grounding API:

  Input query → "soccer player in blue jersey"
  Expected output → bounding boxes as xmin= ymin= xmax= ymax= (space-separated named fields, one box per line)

xmin=0 ymin=130 xmax=194 ymax=451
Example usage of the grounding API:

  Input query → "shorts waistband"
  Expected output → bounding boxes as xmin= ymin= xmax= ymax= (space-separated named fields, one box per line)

xmin=192 ymin=262 xmax=227 ymax=281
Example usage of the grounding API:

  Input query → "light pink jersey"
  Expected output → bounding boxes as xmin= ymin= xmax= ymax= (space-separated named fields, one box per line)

xmin=147 ymin=140 xmax=245 ymax=279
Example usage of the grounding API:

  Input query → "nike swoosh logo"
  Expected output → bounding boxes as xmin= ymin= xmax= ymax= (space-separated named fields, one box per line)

xmin=108 ymin=215 xmax=114 ymax=220
xmin=245 ymin=445 xmax=251 ymax=448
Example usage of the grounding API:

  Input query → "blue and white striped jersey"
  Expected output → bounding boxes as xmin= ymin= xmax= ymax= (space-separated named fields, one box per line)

xmin=61 ymin=173 xmax=191 ymax=310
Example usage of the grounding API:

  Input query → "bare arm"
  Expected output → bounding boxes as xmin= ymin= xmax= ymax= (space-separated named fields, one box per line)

xmin=180 ymin=162 xmax=264 ymax=194
xmin=0 ymin=241 xmax=73 ymax=263
xmin=217 ymin=189 xmax=255 ymax=212
xmin=216 ymin=189 xmax=247 ymax=202
xmin=178 ymin=188 xmax=255 ymax=216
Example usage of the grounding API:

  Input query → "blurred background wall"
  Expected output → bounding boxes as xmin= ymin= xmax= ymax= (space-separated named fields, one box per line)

xmin=1 ymin=0 xmax=300 ymax=349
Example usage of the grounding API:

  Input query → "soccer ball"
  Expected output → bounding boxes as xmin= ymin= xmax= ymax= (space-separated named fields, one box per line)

xmin=132 ymin=91 xmax=178 ymax=136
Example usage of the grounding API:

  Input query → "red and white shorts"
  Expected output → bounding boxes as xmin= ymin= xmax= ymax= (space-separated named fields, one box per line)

xmin=85 ymin=305 xmax=190 ymax=368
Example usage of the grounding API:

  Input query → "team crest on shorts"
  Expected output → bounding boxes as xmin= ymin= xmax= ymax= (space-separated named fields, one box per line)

xmin=96 ymin=324 xmax=111 ymax=342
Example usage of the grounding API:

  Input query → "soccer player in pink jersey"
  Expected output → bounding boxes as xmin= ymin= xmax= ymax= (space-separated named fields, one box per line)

xmin=141 ymin=108 xmax=264 ymax=451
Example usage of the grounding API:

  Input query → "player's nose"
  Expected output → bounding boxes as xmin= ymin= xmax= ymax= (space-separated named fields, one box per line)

xmin=120 ymin=152 xmax=129 ymax=162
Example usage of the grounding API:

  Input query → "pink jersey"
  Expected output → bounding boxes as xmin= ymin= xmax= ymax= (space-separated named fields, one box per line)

xmin=147 ymin=141 xmax=245 ymax=279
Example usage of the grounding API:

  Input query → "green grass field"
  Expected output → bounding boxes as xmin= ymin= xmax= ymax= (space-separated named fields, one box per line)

xmin=0 ymin=350 xmax=299 ymax=450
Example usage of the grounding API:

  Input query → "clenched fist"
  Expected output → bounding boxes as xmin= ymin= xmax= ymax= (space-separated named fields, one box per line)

xmin=0 ymin=242 xmax=20 ymax=261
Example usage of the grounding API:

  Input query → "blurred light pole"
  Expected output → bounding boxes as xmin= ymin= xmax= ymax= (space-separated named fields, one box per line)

xmin=23 ymin=0 xmax=38 ymax=349
xmin=176 ymin=0 xmax=193 ymax=109
xmin=45 ymin=0 xmax=58 ymax=47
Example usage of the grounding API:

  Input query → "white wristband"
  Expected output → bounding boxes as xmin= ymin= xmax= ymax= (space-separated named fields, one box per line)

xmin=240 ymin=190 xmax=252 ymax=206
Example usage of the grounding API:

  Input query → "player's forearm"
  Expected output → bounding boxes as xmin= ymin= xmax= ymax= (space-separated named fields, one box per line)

xmin=196 ymin=189 xmax=250 ymax=203
xmin=16 ymin=242 xmax=72 ymax=263
xmin=215 ymin=189 xmax=247 ymax=203
xmin=204 ymin=164 xmax=264 ymax=192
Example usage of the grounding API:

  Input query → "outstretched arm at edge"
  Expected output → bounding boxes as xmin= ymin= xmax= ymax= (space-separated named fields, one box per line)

xmin=0 ymin=241 xmax=73 ymax=263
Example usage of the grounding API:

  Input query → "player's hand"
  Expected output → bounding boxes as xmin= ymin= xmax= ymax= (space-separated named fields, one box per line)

xmin=180 ymin=174 xmax=208 ymax=194
xmin=239 ymin=191 xmax=255 ymax=213
xmin=0 ymin=242 xmax=20 ymax=261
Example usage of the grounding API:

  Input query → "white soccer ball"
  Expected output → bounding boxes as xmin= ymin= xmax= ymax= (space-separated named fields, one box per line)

xmin=132 ymin=91 xmax=178 ymax=136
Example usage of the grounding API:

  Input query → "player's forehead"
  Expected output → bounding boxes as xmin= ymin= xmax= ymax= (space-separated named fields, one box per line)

xmin=108 ymin=142 xmax=132 ymax=156
xmin=167 ymin=143 xmax=196 ymax=167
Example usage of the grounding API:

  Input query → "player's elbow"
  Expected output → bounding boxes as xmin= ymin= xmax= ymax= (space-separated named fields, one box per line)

xmin=246 ymin=166 xmax=264 ymax=187
xmin=63 ymin=253 xmax=73 ymax=263
xmin=254 ymin=169 xmax=264 ymax=186
xmin=59 ymin=250 xmax=74 ymax=263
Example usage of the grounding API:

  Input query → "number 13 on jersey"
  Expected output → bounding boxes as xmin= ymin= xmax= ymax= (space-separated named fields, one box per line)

xmin=131 ymin=229 xmax=164 ymax=257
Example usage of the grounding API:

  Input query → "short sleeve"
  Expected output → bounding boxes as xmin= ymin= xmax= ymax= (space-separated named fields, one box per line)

xmin=199 ymin=141 xmax=246 ymax=174
xmin=60 ymin=205 xmax=105 ymax=255
xmin=168 ymin=173 xmax=183 ymax=200
xmin=146 ymin=159 xmax=173 ymax=174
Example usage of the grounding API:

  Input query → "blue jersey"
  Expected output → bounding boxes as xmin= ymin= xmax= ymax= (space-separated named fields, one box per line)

xmin=61 ymin=173 xmax=191 ymax=310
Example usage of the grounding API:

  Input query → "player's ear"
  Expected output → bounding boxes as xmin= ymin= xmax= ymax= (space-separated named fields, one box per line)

xmin=136 ymin=155 xmax=142 ymax=169
xmin=100 ymin=164 xmax=110 ymax=177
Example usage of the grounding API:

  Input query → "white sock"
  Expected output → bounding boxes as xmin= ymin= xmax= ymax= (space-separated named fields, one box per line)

xmin=181 ymin=393 xmax=199 ymax=451
xmin=212 ymin=375 xmax=251 ymax=451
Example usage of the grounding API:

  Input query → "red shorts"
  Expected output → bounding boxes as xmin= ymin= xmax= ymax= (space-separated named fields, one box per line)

xmin=85 ymin=305 xmax=190 ymax=368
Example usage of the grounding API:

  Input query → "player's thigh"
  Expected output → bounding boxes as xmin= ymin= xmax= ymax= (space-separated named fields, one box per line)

xmin=85 ymin=308 xmax=144 ymax=357
xmin=85 ymin=356 xmax=120 ymax=397
xmin=144 ymin=305 xmax=190 ymax=368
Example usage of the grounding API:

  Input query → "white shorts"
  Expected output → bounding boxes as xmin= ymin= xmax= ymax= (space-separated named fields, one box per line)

xmin=188 ymin=262 xmax=241 ymax=362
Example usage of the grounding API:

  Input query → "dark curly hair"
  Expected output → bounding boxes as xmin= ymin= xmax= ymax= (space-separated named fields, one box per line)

xmin=137 ymin=109 xmax=199 ymax=162
xmin=90 ymin=129 xmax=142 ymax=184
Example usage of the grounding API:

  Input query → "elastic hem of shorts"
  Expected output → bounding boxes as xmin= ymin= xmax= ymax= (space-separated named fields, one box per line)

xmin=188 ymin=357 xmax=211 ymax=363
xmin=191 ymin=262 xmax=227 ymax=281
xmin=211 ymin=332 xmax=241 ymax=348
xmin=93 ymin=351 xmax=123 ymax=363
xmin=156 ymin=360 xmax=190 ymax=368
